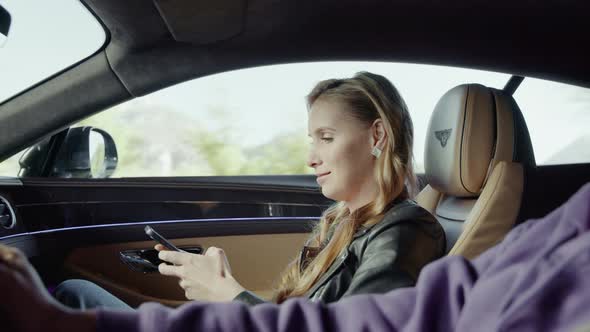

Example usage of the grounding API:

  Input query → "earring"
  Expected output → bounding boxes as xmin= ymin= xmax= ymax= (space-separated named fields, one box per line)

xmin=371 ymin=147 xmax=382 ymax=158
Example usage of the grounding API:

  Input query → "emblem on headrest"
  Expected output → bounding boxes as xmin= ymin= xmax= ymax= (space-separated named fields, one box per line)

xmin=434 ymin=128 xmax=452 ymax=148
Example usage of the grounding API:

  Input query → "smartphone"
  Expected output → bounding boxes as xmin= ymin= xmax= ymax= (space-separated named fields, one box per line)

xmin=144 ymin=225 xmax=185 ymax=252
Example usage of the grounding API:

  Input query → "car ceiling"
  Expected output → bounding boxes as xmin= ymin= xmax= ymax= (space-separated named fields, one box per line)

xmin=87 ymin=0 xmax=590 ymax=95
xmin=0 ymin=0 xmax=589 ymax=161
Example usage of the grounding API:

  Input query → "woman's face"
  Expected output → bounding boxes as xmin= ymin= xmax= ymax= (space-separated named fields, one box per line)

xmin=307 ymin=98 xmax=379 ymax=209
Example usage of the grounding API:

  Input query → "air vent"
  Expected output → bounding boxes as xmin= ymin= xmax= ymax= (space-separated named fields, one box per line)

xmin=0 ymin=195 xmax=16 ymax=229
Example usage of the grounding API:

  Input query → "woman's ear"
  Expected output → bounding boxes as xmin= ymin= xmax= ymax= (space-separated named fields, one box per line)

xmin=371 ymin=119 xmax=387 ymax=149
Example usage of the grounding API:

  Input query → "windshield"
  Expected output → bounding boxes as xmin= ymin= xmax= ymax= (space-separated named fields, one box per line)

xmin=0 ymin=0 xmax=105 ymax=103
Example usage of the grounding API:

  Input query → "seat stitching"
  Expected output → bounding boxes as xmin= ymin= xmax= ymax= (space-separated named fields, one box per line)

xmin=450 ymin=162 xmax=505 ymax=255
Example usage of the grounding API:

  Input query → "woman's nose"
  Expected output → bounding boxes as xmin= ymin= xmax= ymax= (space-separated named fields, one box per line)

xmin=307 ymin=149 xmax=321 ymax=168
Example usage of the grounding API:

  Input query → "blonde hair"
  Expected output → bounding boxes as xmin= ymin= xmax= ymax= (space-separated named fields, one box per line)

xmin=273 ymin=71 xmax=416 ymax=303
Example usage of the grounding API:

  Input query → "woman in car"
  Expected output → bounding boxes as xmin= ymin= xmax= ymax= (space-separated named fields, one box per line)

xmin=54 ymin=71 xmax=445 ymax=308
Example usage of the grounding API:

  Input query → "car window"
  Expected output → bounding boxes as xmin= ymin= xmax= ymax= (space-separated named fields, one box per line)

xmin=73 ymin=62 xmax=510 ymax=177
xmin=514 ymin=78 xmax=590 ymax=165
xmin=0 ymin=0 xmax=105 ymax=103
xmin=0 ymin=62 xmax=512 ymax=178
xmin=0 ymin=147 xmax=24 ymax=177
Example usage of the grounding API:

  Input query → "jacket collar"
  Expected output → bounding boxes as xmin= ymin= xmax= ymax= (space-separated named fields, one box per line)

xmin=305 ymin=199 xmax=414 ymax=299
xmin=351 ymin=199 xmax=413 ymax=239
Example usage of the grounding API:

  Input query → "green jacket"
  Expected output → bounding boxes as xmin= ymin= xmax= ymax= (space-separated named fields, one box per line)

xmin=234 ymin=200 xmax=445 ymax=305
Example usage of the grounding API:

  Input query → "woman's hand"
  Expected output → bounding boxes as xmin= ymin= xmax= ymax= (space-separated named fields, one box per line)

xmin=0 ymin=244 xmax=96 ymax=332
xmin=155 ymin=245 xmax=246 ymax=302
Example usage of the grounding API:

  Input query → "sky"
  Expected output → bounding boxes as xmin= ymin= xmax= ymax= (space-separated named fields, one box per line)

xmin=1 ymin=0 xmax=589 ymax=167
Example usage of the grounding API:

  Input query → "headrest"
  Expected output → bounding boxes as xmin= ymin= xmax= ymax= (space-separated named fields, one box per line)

xmin=424 ymin=84 xmax=534 ymax=197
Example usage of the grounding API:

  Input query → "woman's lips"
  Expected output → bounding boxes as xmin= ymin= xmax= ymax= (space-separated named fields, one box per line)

xmin=316 ymin=172 xmax=331 ymax=184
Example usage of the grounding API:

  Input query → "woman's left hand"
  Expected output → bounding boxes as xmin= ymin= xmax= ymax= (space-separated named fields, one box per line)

xmin=156 ymin=245 xmax=246 ymax=302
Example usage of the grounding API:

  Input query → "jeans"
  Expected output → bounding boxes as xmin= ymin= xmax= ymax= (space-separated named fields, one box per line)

xmin=53 ymin=279 xmax=134 ymax=311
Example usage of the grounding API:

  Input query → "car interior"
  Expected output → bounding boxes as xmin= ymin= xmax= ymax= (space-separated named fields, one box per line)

xmin=1 ymin=0 xmax=589 ymax=308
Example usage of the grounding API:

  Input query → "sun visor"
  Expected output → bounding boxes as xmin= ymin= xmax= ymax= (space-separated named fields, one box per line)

xmin=153 ymin=0 xmax=246 ymax=44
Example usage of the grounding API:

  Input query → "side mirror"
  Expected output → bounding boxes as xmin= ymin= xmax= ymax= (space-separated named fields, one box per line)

xmin=19 ymin=127 xmax=118 ymax=178
xmin=52 ymin=127 xmax=118 ymax=178
xmin=0 ymin=4 xmax=11 ymax=47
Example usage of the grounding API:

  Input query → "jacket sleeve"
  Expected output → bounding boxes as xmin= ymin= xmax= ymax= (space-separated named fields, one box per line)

xmin=96 ymin=254 xmax=480 ymax=332
xmin=233 ymin=290 xmax=269 ymax=306
xmin=341 ymin=221 xmax=441 ymax=297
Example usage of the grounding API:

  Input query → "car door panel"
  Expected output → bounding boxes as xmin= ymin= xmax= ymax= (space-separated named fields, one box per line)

xmin=64 ymin=232 xmax=308 ymax=307
xmin=7 ymin=176 xmax=326 ymax=231
xmin=0 ymin=175 xmax=328 ymax=305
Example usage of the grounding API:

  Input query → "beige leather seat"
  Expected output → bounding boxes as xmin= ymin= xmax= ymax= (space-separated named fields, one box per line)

xmin=416 ymin=84 xmax=535 ymax=260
